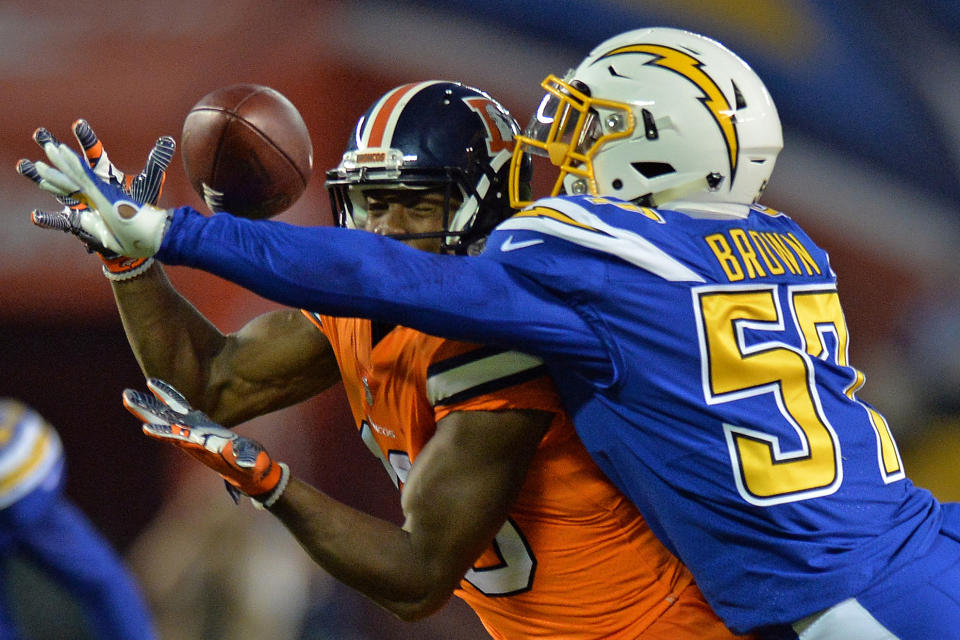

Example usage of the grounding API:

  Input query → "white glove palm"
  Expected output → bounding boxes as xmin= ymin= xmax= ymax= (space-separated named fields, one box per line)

xmin=32 ymin=140 xmax=171 ymax=258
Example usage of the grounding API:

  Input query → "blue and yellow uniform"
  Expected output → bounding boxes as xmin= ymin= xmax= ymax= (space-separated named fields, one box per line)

xmin=161 ymin=195 xmax=959 ymax=637
xmin=0 ymin=400 xmax=156 ymax=639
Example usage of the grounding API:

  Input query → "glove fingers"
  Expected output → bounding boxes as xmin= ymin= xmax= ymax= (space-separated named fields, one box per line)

xmin=145 ymin=378 xmax=192 ymax=415
xmin=30 ymin=209 xmax=108 ymax=255
xmin=230 ymin=437 xmax=265 ymax=469
xmin=16 ymin=158 xmax=41 ymax=183
xmin=130 ymin=136 xmax=176 ymax=205
xmin=72 ymin=119 xmax=127 ymax=186
xmin=141 ymin=421 xmax=189 ymax=441
xmin=72 ymin=119 xmax=108 ymax=170
xmin=43 ymin=141 xmax=119 ymax=223
xmin=139 ymin=381 xmax=235 ymax=443
xmin=30 ymin=159 xmax=80 ymax=198
xmin=41 ymin=143 xmax=88 ymax=189
xmin=30 ymin=208 xmax=74 ymax=232
xmin=32 ymin=127 xmax=62 ymax=149
xmin=123 ymin=388 xmax=185 ymax=425
xmin=72 ymin=119 xmax=99 ymax=154
xmin=141 ymin=421 xmax=200 ymax=446
xmin=24 ymin=146 xmax=113 ymax=256
xmin=39 ymin=139 xmax=162 ymax=258
xmin=19 ymin=158 xmax=83 ymax=207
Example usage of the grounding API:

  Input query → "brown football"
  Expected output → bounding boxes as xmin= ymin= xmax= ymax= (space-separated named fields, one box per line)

xmin=181 ymin=84 xmax=313 ymax=219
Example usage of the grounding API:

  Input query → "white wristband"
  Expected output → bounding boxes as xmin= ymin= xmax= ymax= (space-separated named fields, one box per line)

xmin=102 ymin=257 xmax=155 ymax=281
xmin=254 ymin=462 xmax=290 ymax=510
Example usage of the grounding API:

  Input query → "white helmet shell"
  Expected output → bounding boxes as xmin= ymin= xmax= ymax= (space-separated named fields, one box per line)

xmin=512 ymin=27 xmax=782 ymax=207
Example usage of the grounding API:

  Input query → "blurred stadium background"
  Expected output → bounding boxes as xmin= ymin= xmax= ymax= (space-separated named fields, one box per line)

xmin=2 ymin=1 xmax=960 ymax=637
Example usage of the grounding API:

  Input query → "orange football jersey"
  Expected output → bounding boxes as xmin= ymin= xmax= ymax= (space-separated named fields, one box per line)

xmin=306 ymin=311 xmax=736 ymax=639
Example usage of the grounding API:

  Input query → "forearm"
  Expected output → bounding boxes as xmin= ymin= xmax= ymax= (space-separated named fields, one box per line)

xmin=268 ymin=478 xmax=456 ymax=620
xmin=157 ymin=208 xmax=595 ymax=362
xmin=160 ymin=209 xmax=483 ymax=329
xmin=111 ymin=263 xmax=225 ymax=404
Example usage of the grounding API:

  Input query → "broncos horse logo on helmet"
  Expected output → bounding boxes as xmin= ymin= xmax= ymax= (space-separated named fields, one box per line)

xmin=326 ymin=81 xmax=529 ymax=255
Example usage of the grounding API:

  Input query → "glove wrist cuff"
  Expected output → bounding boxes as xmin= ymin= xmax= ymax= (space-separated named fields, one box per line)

xmin=101 ymin=256 xmax=155 ymax=281
xmin=254 ymin=462 xmax=290 ymax=510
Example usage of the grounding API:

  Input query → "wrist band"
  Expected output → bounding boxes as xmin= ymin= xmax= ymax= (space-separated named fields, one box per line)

xmin=102 ymin=256 xmax=155 ymax=281
xmin=254 ymin=462 xmax=290 ymax=510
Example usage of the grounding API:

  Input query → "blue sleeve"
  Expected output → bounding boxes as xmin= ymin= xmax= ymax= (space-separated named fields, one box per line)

xmin=157 ymin=207 xmax=609 ymax=371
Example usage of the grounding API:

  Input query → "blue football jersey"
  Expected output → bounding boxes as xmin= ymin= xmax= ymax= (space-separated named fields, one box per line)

xmin=162 ymin=197 xmax=943 ymax=632
xmin=480 ymin=196 xmax=941 ymax=630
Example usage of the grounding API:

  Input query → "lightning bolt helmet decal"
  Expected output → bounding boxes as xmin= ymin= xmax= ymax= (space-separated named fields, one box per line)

xmin=598 ymin=44 xmax=739 ymax=184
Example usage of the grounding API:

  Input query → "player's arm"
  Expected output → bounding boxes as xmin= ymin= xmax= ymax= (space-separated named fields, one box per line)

xmin=127 ymin=378 xmax=552 ymax=620
xmin=112 ymin=265 xmax=340 ymax=427
xmin=158 ymin=208 xmax=610 ymax=375
xmin=21 ymin=125 xmax=339 ymax=425
xmin=29 ymin=141 xmax=606 ymax=371
xmin=270 ymin=408 xmax=553 ymax=620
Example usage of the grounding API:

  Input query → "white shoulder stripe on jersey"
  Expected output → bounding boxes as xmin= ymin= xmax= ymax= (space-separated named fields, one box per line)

xmin=498 ymin=197 xmax=705 ymax=282
xmin=426 ymin=350 xmax=544 ymax=407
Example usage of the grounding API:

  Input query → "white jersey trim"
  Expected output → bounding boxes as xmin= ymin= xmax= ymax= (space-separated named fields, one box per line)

xmin=498 ymin=197 xmax=705 ymax=282
xmin=426 ymin=350 xmax=544 ymax=407
xmin=793 ymin=598 xmax=898 ymax=639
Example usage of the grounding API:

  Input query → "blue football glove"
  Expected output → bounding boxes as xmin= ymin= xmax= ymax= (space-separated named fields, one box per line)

xmin=21 ymin=121 xmax=175 ymax=262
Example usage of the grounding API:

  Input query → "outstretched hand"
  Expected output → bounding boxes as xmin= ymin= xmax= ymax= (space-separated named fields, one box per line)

xmin=71 ymin=119 xmax=174 ymax=206
xmin=18 ymin=120 xmax=176 ymax=263
xmin=123 ymin=379 xmax=289 ymax=507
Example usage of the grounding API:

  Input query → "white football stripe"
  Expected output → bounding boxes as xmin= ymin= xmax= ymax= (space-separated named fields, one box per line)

xmin=499 ymin=197 xmax=705 ymax=282
xmin=360 ymin=80 xmax=444 ymax=149
xmin=427 ymin=350 xmax=544 ymax=406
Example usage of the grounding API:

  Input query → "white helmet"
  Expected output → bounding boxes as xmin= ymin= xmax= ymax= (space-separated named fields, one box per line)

xmin=509 ymin=27 xmax=782 ymax=208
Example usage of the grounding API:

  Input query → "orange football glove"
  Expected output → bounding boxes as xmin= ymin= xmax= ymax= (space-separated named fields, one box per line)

xmin=122 ymin=379 xmax=289 ymax=508
xmin=17 ymin=120 xmax=175 ymax=280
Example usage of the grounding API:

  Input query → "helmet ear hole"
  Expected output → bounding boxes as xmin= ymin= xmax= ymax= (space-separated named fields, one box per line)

xmin=632 ymin=162 xmax=675 ymax=179
xmin=732 ymin=80 xmax=747 ymax=109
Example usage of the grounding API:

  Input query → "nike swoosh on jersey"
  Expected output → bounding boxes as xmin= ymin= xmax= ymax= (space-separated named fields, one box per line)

xmin=500 ymin=236 xmax=545 ymax=252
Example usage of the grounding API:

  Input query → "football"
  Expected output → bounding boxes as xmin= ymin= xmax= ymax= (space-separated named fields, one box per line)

xmin=181 ymin=83 xmax=313 ymax=219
